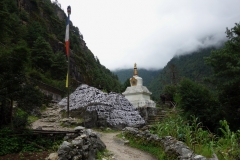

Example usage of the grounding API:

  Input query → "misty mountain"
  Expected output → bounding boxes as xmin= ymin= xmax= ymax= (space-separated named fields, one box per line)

xmin=114 ymin=47 xmax=220 ymax=99
xmin=148 ymin=47 xmax=221 ymax=99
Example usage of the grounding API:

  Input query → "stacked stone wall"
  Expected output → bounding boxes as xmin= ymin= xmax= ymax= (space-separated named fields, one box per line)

xmin=123 ymin=127 xmax=217 ymax=160
xmin=55 ymin=126 xmax=106 ymax=160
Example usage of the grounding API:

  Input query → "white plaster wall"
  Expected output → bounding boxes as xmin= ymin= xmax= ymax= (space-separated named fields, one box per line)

xmin=123 ymin=75 xmax=155 ymax=108
xmin=135 ymin=76 xmax=143 ymax=86
xmin=129 ymin=100 xmax=156 ymax=108
xmin=125 ymin=93 xmax=150 ymax=102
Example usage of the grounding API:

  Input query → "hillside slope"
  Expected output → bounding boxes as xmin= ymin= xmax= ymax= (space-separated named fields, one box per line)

xmin=148 ymin=47 xmax=218 ymax=99
xmin=0 ymin=0 xmax=122 ymax=127
xmin=113 ymin=68 xmax=161 ymax=86
xmin=0 ymin=0 xmax=122 ymax=93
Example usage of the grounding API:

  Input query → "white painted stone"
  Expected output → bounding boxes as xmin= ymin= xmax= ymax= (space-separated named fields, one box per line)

xmin=58 ymin=84 xmax=145 ymax=127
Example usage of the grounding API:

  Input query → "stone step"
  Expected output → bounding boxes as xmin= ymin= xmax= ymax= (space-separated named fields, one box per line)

xmin=148 ymin=115 xmax=165 ymax=118
xmin=148 ymin=115 xmax=165 ymax=119
xmin=42 ymin=124 xmax=54 ymax=128
xmin=147 ymin=113 xmax=166 ymax=124
xmin=40 ymin=118 xmax=59 ymax=122
xmin=41 ymin=113 xmax=59 ymax=118
xmin=148 ymin=119 xmax=164 ymax=122
xmin=148 ymin=117 xmax=164 ymax=121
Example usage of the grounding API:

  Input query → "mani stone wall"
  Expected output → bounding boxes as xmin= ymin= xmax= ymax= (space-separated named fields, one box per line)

xmin=58 ymin=84 xmax=145 ymax=129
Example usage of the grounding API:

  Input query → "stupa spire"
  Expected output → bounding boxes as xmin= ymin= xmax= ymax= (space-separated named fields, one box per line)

xmin=133 ymin=63 xmax=138 ymax=76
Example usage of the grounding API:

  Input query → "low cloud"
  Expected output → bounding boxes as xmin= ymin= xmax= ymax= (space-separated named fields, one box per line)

xmin=57 ymin=0 xmax=240 ymax=70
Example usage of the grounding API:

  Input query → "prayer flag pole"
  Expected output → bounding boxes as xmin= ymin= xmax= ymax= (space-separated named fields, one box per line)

xmin=65 ymin=6 xmax=71 ymax=118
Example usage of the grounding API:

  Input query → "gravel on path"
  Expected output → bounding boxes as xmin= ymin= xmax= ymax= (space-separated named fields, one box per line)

xmin=99 ymin=132 xmax=158 ymax=160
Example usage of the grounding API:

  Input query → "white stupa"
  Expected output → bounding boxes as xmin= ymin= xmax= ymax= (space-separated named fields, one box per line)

xmin=122 ymin=63 xmax=156 ymax=108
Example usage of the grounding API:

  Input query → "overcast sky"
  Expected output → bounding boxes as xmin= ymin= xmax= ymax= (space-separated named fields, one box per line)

xmin=55 ymin=0 xmax=240 ymax=71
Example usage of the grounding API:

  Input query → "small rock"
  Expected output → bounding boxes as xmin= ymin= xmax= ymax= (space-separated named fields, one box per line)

xmin=74 ymin=126 xmax=85 ymax=131
xmin=80 ymin=134 xmax=87 ymax=139
xmin=63 ymin=135 xmax=69 ymax=140
xmin=72 ymin=139 xmax=83 ymax=146
xmin=45 ymin=153 xmax=58 ymax=160
xmin=75 ymin=136 xmax=83 ymax=140
xmin=124 ymin=140 xmax=129 ymax=145
xmin=36 ymin=126 xmax=42 ymax=130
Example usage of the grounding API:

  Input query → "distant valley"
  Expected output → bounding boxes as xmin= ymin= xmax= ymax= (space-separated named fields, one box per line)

xmin=114 ymin=47 xmax=220 ymax=99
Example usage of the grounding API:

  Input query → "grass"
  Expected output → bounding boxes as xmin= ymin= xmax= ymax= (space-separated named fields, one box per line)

xmin=118 ymin=132 xmax=173 ymax=160
xmin=128 ymin=140 xmax=172 ymax=160
xmin=150 ymin=113 xmax=240 ymax=160
xmin=121 ymin=111 xmax=239 ymax=160
xmin=28 ymin=116 xmax=39 ymax=124
xmin=96 ymin=149 xmax=113 ymax=160
xmin=40 ymin=104 xmax=47 ymax=112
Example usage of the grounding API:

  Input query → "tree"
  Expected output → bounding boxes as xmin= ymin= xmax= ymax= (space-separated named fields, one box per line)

xmin=17 ymin=84 xmax=44 ymax=114
xmin=50 ymin=51 xmax=67 ymax=80
xmin=205 ymin=23 xmax=240 ymax=131
xmin=121 ymin=78 xmax=130 ymax=92
xmin=160 ymin=84 xmax=177 ymax=107
xmin=177 ymin=78 xmax=220 ymax=131
xmin=27 ymin=22 xmax=46 ymax=44
xmin=31 ymin=37 xmax=54 ymax=72
xmin=0 ymin=42 xmax=29 ymax=127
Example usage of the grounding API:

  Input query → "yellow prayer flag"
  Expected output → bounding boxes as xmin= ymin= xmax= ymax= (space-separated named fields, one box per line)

xmin=66 ymin=72 xmax=68 ymax=88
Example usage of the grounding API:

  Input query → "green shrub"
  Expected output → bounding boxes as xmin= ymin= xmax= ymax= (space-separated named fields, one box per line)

xmin=0 ymin=127 xmax=21 ymax=156
xmin=122 ymin=132 xmax=173 ymax=160
xmin=13 ymin=108 xmax=28 ymax=128
xmin=27 ymin=115 xmax=39 ymax=124
xmin=0 ymin=127 xmax=64 ymax=156
xmin=151 ymin=113 xmax=240 ymax=159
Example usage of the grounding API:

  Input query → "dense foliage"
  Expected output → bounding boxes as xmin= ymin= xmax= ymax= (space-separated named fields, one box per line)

xmin=176 ymin=78 xmax=220 ymax=131
xmin=0 ymin=0 xmax=122 ymax=128
xmin=148 ymin=47 xmax=216 ymax=99
xmin=151 ymin=113 xmax=240 ymax=160
xmin=123 ymin=112 xmax=240 ymax=159
xmin=160 ymin=23 xmax=240 ymax=132
xmin=0 ymin=127 xmax=63 ymax=155
xmin=205 ymin=23 xmax=240 ymax=131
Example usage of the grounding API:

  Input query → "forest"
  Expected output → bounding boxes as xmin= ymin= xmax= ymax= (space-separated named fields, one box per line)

xmin=0 ymin=0 xmax=122 ymax=128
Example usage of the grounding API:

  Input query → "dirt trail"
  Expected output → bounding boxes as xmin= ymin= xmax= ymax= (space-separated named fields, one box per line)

xmin=31 ymin=105 xmax=157 ymax=160
xmin=100 ymin=132 xmax=157 ymax=160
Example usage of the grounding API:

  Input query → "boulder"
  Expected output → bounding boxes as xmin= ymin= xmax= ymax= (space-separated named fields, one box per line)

xmin=58 ymin=84 xmax=145 ymax=129
xmin=57 ymin=128 xmax=106 ymax=160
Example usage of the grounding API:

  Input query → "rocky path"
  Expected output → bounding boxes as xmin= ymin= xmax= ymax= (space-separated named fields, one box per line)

xmin=100 ymin=132 xmax=157 ymax=160
xmin=31 ymin=105 xmax=68 ymax=131
xmin=31 ymin=105 xmax=157 ymax=160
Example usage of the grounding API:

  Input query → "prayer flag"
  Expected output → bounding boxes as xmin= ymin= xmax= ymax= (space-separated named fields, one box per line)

xmin=65 ymin=14 xmax=70 ymax=57
xmin=66 ymin=72 xmax=69 ymax=88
